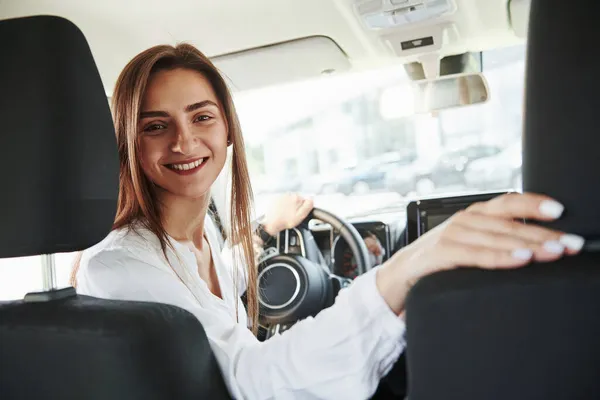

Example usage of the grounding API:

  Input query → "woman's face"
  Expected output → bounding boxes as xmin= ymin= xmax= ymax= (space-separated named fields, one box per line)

xmin=138 ymin=68 xmax=228 ymax=199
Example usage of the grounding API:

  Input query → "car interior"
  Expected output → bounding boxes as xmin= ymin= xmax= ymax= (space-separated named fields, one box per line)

xmin=0 ymin=0 xmax=594 ymax=399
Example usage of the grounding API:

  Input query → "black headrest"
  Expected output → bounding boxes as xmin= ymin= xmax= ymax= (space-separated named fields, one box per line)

xmin=404 ymin=2 xmax=600 ymax=399
xmin=0 ymin=16 xmax=118 ymax=258
xmin=523 ymin=0 xmax=599 ymax=237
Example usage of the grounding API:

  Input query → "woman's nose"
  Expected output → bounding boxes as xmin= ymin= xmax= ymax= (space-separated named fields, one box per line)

xmin=170 ymin=123 xmax=195 ymax=154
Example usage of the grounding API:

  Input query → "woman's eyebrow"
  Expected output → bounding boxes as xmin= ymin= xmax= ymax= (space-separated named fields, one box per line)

xmin=185 ymin=100 xmax=218 ymax=112
xmin=139 ymin=110 xmax=169 ymax=119
xmin=139 ymin=100 xmax=218 ymax=119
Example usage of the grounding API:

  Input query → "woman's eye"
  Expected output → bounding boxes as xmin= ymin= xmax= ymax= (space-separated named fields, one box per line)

xmin=143 ymin=123 xmax=166 ymax=133
xmin=194 ymin=115 xmax=213 ymax=123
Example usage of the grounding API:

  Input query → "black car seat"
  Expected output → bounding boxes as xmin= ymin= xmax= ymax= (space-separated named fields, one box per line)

xmin=0 ymin=16 xmax=231 ymax=400
xmin=404 ymin=0 xmax=600 ymax=399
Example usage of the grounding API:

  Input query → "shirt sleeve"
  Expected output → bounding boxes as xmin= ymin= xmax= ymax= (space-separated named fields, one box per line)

xmin=78 ymin=250 xmax=406 ymax=400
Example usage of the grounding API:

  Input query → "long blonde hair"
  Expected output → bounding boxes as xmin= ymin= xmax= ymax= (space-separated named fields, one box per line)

xmin=70 ymin=44 xmax=258 ymax=333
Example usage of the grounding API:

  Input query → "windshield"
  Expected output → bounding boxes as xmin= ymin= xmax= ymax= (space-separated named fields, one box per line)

xmin=235 ymin=44 xmax=526 ymax=218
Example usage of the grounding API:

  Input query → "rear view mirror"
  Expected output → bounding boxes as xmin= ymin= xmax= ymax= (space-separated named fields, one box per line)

xmin=415 ymin=73 xmax=489 ymax=113
xmin=379 ymin=73 xmax=489 ymax=119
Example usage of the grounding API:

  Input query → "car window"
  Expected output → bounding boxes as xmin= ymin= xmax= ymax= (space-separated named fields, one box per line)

xmin=0 ymin=252 xmax=77 ymax=300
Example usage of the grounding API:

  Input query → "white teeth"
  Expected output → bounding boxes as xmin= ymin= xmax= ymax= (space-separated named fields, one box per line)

xmin=170 ymin=158 xmax=206 ymax=171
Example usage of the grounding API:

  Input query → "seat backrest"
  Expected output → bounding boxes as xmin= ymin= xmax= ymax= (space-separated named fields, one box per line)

xmin=404 ymin=0 xmax=600 ymax=399
xmin=0 ymin=16 xmax=231 ymax=399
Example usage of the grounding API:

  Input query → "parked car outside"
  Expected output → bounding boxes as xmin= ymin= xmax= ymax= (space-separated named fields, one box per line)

xmin=464 ymin=141 xmax=522 ymax=191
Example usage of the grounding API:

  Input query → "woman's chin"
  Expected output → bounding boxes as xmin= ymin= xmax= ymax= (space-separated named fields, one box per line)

xmin=176 ymin=188 xmax=211 ymax=200
xmin=156 ymin=184 xmax=211 ymax=201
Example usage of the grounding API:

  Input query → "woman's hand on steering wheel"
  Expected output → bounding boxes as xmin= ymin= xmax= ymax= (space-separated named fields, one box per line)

xmin=376 ymin=192 xmax=586 ymax=315
xmin=262 ymin=193 xmax=314 ymax=236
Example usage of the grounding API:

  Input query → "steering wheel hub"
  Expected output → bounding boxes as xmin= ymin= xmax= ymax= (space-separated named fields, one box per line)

xmin=258 ymin=263 xmax=301 ymax=310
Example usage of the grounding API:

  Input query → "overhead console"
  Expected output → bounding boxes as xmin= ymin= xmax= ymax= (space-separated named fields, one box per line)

xmin=349 ymin=0 xmax=459 ymax=79
xmin=352 ymin=0 xmax=455 ymax=31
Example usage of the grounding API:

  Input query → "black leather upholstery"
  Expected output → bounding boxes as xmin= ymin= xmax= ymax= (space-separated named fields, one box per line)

xmin=0 ymin=16 xmax=231 ymax=399
xmin=405 ymin=1 xmax=600 ymax=399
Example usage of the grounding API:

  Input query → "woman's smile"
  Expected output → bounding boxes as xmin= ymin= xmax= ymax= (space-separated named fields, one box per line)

xmin=164 ymin=156 xmax=209 ymax=175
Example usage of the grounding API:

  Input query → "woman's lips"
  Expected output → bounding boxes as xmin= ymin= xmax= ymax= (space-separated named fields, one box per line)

xmin=165 ymin=157 xmax=207 ymax=175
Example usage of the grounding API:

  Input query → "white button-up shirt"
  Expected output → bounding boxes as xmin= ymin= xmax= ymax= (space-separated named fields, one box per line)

xmin=77 ymin=216 xmax=406 ymax=400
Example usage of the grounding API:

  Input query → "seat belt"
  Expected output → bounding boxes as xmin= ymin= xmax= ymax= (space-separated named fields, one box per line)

xmin=208 ymin=197 xmax=227 ymax=251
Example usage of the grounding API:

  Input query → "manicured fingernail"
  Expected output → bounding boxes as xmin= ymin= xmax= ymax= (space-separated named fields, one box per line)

xmin=539 ymin=200 xmax=564 ymax=219
xmin=560 ymin=234 xmax=585 ymax=252
xmin=543 ymin=240 xmax=565 ymax=254
xmin=512 ymin=248 xmax=533 ymax=260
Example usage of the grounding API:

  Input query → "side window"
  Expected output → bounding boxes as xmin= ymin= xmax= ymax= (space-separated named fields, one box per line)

xmin=0 ymin=252 xmax=77 ymax=300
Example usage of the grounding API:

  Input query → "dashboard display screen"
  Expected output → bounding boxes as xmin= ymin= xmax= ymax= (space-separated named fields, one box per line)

xmin=407 ymin=192 xmax=508 ymax=244
xmin=423 ymin=212 xmax=453 ymax=231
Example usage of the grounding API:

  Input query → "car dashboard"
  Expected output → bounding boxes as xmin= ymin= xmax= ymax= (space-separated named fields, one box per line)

xmin=263 ymin=192 xmax=508 ymax=280
xmin=308 ymin=216 xmax=406 ymax=279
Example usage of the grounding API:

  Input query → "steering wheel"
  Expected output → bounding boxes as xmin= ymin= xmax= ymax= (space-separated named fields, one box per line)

xmin=257 ymin=207 xmax=371 ymax=331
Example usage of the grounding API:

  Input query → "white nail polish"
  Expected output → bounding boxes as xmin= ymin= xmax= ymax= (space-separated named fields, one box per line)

xmin=543 ymin=240 xmax=565 ymax=254
xmin=560 ymin=234 xmax=585 ymax=251
xmin=512 ymin=248 xmax=533 ymax=260
xmin=539 ymin=200 xmax=564 ymax=219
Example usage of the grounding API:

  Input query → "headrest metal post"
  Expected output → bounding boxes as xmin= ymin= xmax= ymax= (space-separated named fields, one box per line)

xmin=41 ymin=254 xmax=57 ymax=291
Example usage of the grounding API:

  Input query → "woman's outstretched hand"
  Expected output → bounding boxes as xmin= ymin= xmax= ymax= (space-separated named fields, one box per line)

xmin=376 ymin=192 xmax=586 ymax=315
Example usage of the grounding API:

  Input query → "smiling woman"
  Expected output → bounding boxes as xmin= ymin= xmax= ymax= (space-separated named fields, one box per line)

xmin=71 ymin=43 xmax=408 ymax=399
xmin=72 ymin=44 xmax=258 ymax=330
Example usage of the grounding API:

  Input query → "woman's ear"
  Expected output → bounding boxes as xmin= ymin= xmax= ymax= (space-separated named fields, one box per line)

xmin=227 ymin=136 xmax=233 ymax=147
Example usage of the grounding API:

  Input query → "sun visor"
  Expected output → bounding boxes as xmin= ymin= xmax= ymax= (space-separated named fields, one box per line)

xmin=212 ymin=36 xmax=351 ymax=92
